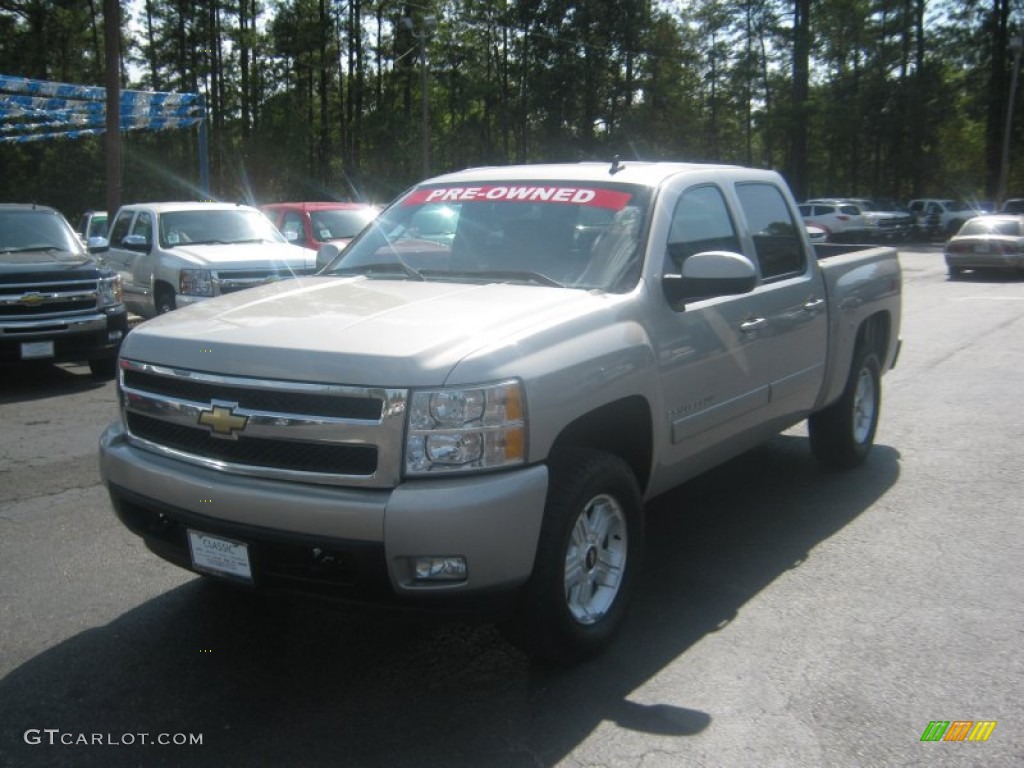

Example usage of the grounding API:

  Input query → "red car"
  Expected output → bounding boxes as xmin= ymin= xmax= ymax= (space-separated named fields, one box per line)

xmin=261 ymin=202 xmax=380 ymax=252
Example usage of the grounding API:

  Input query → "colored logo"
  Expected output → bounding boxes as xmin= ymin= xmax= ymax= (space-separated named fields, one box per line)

xmin=197 ymin=404 xmax=248 ymax=438
xmin=920 ymin=721 xmax=997 ymax=742
xmin=18 ymin=292 xmax=47 ymax=306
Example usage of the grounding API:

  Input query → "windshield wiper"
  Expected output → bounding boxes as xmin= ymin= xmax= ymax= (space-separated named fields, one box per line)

xmin=419 ymin=269 xmax=565 ymax=288
xmin=184 ymin=239 xmax=231 ymax=245
xmin=334 ymin=262 xmax=425 ymax=281
xmin=1 ymin=245 xmax=66 ymax=253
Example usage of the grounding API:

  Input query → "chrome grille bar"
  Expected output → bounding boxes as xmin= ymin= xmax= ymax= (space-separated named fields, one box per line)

xmin=119 ymin=359 xmax=408 ymax=488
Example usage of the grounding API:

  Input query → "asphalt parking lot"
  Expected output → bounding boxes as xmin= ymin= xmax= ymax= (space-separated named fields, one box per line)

xmin=1 ymin=245 xmax=1021 ymax=767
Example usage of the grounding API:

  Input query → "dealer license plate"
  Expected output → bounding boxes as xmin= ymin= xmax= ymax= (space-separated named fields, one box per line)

xmin=187 ymin=529 xmax=253 ymax=582
xmin=20 ymin=341 xmax=55 ymax=359
xmin=973 ymin=243 xmax=991 ymax=253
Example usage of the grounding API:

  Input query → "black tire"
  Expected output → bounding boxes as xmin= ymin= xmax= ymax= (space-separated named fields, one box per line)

xmin=155 ymin=287 xmax=176 ymax=315
xmin=501 ymin=449 xmax=643 ymax=664
xmin=808 ymin=348 xmax=881 ymax=469
xmin=948 ymin=266 xmax=963 ymax=280
xmin=88 ymin=356 xmax=118 ymax=379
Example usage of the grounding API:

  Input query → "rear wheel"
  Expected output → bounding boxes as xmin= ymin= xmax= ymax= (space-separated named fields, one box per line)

xmin=809 ymin=348 xmax=881 ymax=469
xmin=501 ymin=449 xmax=643 ymax=664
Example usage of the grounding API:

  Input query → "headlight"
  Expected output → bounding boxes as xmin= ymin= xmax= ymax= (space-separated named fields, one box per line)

xmin=179 ymin=269 xmax=214 ymax=296
xmin=405 ymin=380 xmax=526 ymax=475
xmin=97 ymin=275 xmax=122 ymax=307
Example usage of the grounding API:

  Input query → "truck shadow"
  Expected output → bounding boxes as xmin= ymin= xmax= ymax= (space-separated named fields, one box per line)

xmin=0 ymin=435 xmax=899 ymax=767
xmin=0 ymin=361 xmax=111 ymax=403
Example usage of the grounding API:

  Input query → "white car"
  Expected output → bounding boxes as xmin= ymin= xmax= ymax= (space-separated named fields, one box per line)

xmin=101 ymin=202 xmax=317 ymax=317
xmin=805 ymin=224 xmax=829 ymax=243
xmin=798 ymin=201 xmax=868 ymax=241
xmin=944 ymin=215 xmax=1024 ymax=278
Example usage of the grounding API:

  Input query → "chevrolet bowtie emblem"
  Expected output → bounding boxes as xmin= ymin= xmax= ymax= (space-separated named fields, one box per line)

xmin=19 ymin=292 xmax=46 ymax=306
xmin=197 ymin=404 xmax=248 ymax=438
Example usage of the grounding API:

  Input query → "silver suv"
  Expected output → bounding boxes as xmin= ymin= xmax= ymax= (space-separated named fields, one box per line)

xmin=907 ymin=199 xmax=979 ymax=237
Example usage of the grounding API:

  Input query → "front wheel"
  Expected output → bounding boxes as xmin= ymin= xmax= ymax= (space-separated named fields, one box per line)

xmin=808 ymin=349 xmax=881 ymax=469
xmin=88 ymin=356 xmax=118 ymax=379
xmin=501 ymin=449 xmax=643 ymax=664
xmin=155 ymin=286 xmax=177 ymax=315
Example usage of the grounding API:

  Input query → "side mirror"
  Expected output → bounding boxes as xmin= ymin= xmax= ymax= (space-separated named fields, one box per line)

xmin=87 ymin=236 xmax=109 ymax=253
xmin=662 ymin=250 xmax=757 ymax=305
xmin=122 ymin=234 xmax=150 ymax=253
xmin=316 ymin=242 xmax=343 ymax=272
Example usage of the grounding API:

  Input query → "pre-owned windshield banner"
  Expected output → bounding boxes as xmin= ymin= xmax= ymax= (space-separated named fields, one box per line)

xmin=403 ymin=185 xmax=632 ymax=210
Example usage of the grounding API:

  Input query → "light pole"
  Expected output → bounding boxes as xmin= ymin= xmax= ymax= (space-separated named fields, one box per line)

xmin=401 ymin=15 xmax=437 ymax=178
xmin=997 ymin=36 xmax=1024 ymax=206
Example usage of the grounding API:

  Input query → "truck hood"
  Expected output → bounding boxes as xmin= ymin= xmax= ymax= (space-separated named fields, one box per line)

xmin=122 ymin=276 xmax=615 ymax=386
xmin=166 ymin=241 xmax=315 ymax=269
xmin=0 ymin=249 xmax=107 ymax=280
xmin=864 ymin=210 xmax=912 ymax=221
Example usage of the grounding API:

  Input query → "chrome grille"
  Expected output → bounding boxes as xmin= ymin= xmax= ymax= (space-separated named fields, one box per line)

xmin=0 ymin=278 xmax=99 ymax=319
xmin=119 ymin=359 xmax=407 ymax=487
xmin=214 ymin=268 xmax=316 ymax=295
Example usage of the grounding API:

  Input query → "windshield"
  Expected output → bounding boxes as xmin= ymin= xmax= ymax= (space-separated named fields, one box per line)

xmin=324 ymin=181 xmax=652 ymax=291
xmin=959 ymin=218 xmax=1022 ymax=237
xmin=0 ymin=209 xmax=84 ymax=256
xmin=159 ymin=209 xmax=287 ymax=248
xmin=310 ymin=207 xmax=380 ymax=240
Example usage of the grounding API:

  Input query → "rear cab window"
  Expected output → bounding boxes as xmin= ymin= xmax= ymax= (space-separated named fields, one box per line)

xmin=734 ymin=183 xmax=808 ymax=280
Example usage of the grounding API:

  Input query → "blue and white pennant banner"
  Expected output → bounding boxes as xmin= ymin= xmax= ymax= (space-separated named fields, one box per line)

xmin=0 ymin=74 xmax=205 ymax=144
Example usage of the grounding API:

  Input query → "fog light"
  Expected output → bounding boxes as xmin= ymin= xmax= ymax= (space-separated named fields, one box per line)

xmin=413 ymin=556 xmax=467 ymax=582
xmin=108 ymin=330 xmax=123 ymax=342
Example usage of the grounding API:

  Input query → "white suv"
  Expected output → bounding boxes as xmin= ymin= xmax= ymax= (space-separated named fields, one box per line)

xmin=798 ymin=201 xmax=868 ymax=240
xmin=102 ymin=202 xmax=316 ymax=317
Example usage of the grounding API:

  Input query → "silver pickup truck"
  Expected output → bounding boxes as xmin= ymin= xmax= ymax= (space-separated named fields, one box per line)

xmin=100 ymin=162 xmax=902 ymax=662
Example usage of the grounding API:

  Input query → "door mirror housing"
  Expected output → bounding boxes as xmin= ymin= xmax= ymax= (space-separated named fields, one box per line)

xmin=121 ymin=234 xmax=150 ymax=252
xmin=662 ymin=250 xmax=758 ymax=305
xmin=316 ymin=242 xmax=343 ymax=272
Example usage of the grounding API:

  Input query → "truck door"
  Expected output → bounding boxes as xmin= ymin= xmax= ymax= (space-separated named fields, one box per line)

xmin=652 ymin=182 xmax=775 ymax=476
xmin=732 ymin=182 xmax=828 ymax=425
xmin=128 ymin=211 xmax=157 ymax=306
xmin=105 ymin=211 xmax=136 ymax=302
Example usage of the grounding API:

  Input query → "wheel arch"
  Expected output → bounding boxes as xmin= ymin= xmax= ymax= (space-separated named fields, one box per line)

xmin=547 ymin=396 xmax=653 ymax=495
xmin=855 ymin=310 xmax=891 ymax=362
xmin=819 ymin=309 xmax=894 ymax=411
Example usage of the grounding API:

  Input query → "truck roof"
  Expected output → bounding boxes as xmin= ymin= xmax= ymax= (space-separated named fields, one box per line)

xmin=115 ymin=201 xmax=260 ymax=214
xmin=425 ymin=161 xmax=754 ymax=188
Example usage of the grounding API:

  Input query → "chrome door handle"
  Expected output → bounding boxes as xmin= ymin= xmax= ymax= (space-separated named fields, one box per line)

xmin=740 ymin=317 xmax=768 ymax=333
xmin=803 ymin=298 xmax=825 ymax=312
